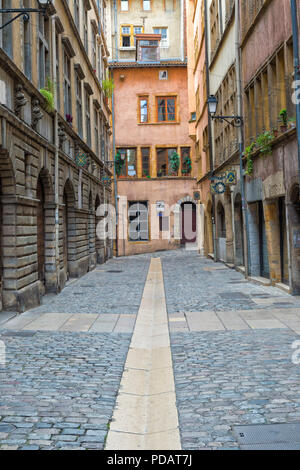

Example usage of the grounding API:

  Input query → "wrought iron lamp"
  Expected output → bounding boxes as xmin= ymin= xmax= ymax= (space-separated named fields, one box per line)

xmin=207 ymin=94 xmax=243 ymax=128
xmin=0 ymin=0 xmax=53 ymax=30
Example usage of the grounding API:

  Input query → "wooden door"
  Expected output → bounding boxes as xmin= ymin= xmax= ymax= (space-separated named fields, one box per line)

xmin=37 ymin=179 xmax=45 ymax=284
xmin=181 ymin=203 xmax=197 ymax=244
xmin=63 ymin=191 xmax=69 ymax=278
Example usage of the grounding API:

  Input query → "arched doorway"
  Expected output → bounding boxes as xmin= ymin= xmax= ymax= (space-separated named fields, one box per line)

xmin=234 ymin=194 xmax=244 ymax=267
xmin=63 ymin=179 xmax=75 ymax=280
xmin=88 ymin=191 xmax=96 ymax=268
xmin=180 ymin=202 xmax=197 ymax=244
xmin=37 ymin=176 xmax=46 ymax=286
xmin=95 ymin=194 xmax=101 ymax=263
xmin=217 ymin=202 xmax=226 ymax=261
xmin=205 ymin=200 xmax=214 ymax=256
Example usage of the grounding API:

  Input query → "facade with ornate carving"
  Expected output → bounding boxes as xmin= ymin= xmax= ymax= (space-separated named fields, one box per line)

xmin=0 ymin=0 xmax=112 ymax=312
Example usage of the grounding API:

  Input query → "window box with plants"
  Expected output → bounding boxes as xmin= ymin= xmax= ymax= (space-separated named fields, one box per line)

xmin=102 ymin=78 xmax=114 ymax=104
xmin=40 ymin=77 xmax=55 ymax=113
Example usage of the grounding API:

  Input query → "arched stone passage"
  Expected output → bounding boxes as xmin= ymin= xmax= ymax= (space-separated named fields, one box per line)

xmin=204 ymin=200 xmax=214 ymax=256
xmin=62 ymin=179 xmax=76 ymax=280
xmin=88 ymin=191 xmax=96 ymax=269
xmin=287 ymin=184 xmax=300 ymax=292
xmin=0 ymin=151 xmax=18 ymax=310
xmin=95 ymin=194 xmax=103 ymax=264
xmin=36 ymin=168 xmax=56 ymax=293
xmin=217 ymin=201 xmax=226 ymax=261
xmin=234 ymin=194 xmax=245 ymax=267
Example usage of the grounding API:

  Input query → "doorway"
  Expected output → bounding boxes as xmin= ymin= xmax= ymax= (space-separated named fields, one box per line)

xmin=181 ymin=202 xmax=196 ymax=244
xmin=279 ymin=197 xmax=289 ymax=285
xmin=37 ymin=177 xmax=45 ymax=285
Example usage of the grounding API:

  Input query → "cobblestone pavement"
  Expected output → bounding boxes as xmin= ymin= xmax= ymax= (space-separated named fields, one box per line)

xmin=29 ymin=256 xmax=150 ymax=315
xmin=1 ymin=249 xmax=300 ymax=450
xmin=0 ymin=331 xmax=131 ymax=450
xmin=160 ymin=250 xmax=300 ymax=450
xmin=0 ymin=256 xmax=150 ymax=450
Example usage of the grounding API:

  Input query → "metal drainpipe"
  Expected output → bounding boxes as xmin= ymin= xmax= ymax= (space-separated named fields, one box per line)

xmin=180 ymin=0 xmax=184 ymax=62
xmin=291 ymin=0 xmax=300 ymax=195
xmin=114 ymin=0 xmax=118 ymax=62
xmin=204 ymin=0 xmax=217 ymax=261
xmin=235 ymin=0 xmax=251 ymax=277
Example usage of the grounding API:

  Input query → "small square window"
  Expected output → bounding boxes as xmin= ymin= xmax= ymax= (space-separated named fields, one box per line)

xmin=143 ymin=0 xmax=151 ymax=11
xmin=159 ymin=70 xmax=168 ymax=80
xmin=121 ymin=0 xmax=129 ymax=11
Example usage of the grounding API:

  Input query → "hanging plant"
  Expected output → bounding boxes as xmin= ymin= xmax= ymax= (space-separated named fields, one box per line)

xmin=115 ymin=151 xmax=125 ymax=176
xmin=102 ymin=78 xmax=115 ymax=98
xmin=40 ymin=77 xmax=55 ymax=112
xmin=244 ymin=142 xmax=255 ymax=176
xmin=169 ymin=151 xmax=180 ymax=174
xmin=182 ymin=155 xmax=192 ymax=174
xmin=279 ymin=108 xmax=288 ymax=127
xmin=256 ymin=130 xmax=274 ymax=156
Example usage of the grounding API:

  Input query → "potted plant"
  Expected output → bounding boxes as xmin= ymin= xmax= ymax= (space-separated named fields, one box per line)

xmin=169 ymin=151 xmax=180 ymax=175
xmin=279 ymin=108 xmax=288 ymax=132
xmin=256 ymin=130 xmax=274 ymax=156
xmin=66 ymin=114 xmax=73 ymax=125
xmin=102 ymin=78 xmax=114 ymax=102
xmin=115 ymin=151 xmax=125 ymax=177
xmin=244 ymin=142 xmax=255 ymax=176
xmin=272 ymin=127 xmax=279 ymax=138
xmin=40 ymin=77 xmax=55 ymax=113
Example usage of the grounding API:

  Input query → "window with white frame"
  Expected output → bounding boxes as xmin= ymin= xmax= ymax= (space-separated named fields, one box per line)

xmin=153 ymin=27 xmax=168 ymax=47
xmin=128 ymin=202 xmax=149 ymax=241
xmin=134 ymin=26 xmax=143 ymax=45
xmin=121 ymin=0 xmax=129 ymax=11
xmin=143 ymin=0 xmax=151 ymax=11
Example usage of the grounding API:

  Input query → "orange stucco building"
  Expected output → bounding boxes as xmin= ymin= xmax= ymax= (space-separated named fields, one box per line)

xmin=108 ymin=0 xmax=199 ymax=256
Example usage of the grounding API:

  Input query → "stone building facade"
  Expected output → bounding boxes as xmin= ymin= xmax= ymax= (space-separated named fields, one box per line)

xmin=241 ymin=0 xmax=299 ymax=293
xmin=0 ymin=0 xmax=113 ymax=312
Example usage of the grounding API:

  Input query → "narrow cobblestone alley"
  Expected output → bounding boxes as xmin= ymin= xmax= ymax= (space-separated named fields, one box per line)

xmin=1 ymin=251 xmax=300 ymax=450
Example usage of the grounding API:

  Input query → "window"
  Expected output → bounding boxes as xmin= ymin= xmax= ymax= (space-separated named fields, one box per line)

xmin=84 ymin=8 xmax=88 ymax=54
xmin=75 ymin=73 xmax=83 ymax=137
xmin=63 ymin=49 xmax=72 ymax=118
xmin=159 ymin=70 xmax=168 ymax=80
xmin=141 ymin=148 xmax=150 ymax=177
xmin=139 ymin=97 xmax=148 ymax=123
xmin=134 ymin=26 xmax=143 ymax=45
xmin=121 ymin=0 xmax=129 ymax=11
xmin=23 ymin=0 xmax=31 ymax=78
xmin=74 ymin=0 xmax=80 ymax=30
xmin=137 ymin=39 xmax=160 ymax=62
xmin=55 ymin=32 xmax=60 ymax=110
xmin=0 ymin=0 xmax=13 ymax=57
xmin=153 ymin=28 xmax=168 ymax=47
xmin=85 ymin=89 xmax=91 ymax=147
xmin=118 ymin=148 xmax=137 ymax=177
xmin=157 ymin=97 xmax=176 ymax=122
xmin=38 ymin=14 xmax=50 ymax=88
xmin=157 ymin=148 xmax=177 ymax=177
xmin=94 ymin=107 xmax=99 ymax=157
xmin=181 ymin=148 xmax=192 ymax=175
xmin=143 ymin=0 xmax=151 ymax=11
xmin=121 ymin=26 xmax=131 ymax=47
xmin=129 ymin=202 xmax=149 ymax=241
xmin=92 ymin=29 xmax=97 ymax=70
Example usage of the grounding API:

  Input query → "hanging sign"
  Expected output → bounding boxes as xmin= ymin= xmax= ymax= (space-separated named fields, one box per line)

xmin=211 ymin=182 xmax=226 ymax=194
xmin=225 ymin=170 xmax=237 ymax=185
xmin=75 ymin=152 xmax=88 ymax=168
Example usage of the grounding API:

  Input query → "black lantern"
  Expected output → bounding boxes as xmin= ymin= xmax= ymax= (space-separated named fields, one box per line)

xmin=207 ymin=94 xmax=243 ymax=128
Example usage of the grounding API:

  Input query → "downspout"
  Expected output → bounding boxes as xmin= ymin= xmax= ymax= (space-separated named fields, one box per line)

xmin=235 ymin=0 xmax=250 ymax=277
xmin=180 ymin=0 xmax=184 ymax=61
xmin=51 ymin=14 xmax=60 ymax=290
xmin=114 ymin=0 xmax=118 ymax=61
xmin=291 ymin=0 xmax=300 ymax=195
xmin=204 ymin=0 xmax=217 ymax=261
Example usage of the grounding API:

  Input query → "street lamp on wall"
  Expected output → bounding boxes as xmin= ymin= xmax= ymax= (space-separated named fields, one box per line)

xmin=0 ymin=0 xmax=53 ymax=30
xmin=207 ymin=94 xmax=244 ymax=128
